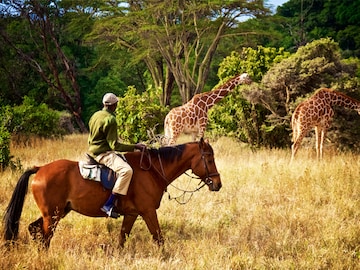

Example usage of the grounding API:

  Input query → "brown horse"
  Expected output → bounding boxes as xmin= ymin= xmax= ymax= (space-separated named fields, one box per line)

xmin=3 ymin=138 xmax=221 ymax=249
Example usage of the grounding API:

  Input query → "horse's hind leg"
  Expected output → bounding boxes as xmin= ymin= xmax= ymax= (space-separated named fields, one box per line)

xmin=28 ymin=217 xmax=44 ymax=242
xmin=42 ymin=214 xmax=61 ymax=249
xmin=28 ymin=214 xmax=61 ymax=249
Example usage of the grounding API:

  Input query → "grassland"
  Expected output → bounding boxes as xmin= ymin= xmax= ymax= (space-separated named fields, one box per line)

xmin=1 ymin=134 xmax=360 ymax=269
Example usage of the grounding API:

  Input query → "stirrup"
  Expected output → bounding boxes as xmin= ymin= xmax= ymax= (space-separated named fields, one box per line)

xmin=101 ymin=206 xmax=120 ymax=219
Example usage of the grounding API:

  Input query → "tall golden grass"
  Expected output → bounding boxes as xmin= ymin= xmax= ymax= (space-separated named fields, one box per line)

xmin=1 ymin=134 xmax=360 ymax=269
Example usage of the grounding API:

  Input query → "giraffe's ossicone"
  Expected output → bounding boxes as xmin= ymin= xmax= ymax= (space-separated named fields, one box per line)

xmin=164 ymin=73 xmax=252 ymax=145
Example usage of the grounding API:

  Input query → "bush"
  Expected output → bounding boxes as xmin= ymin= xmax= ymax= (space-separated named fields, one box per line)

xmin=208 ymin=46 xmax=290 ymax=147
xmin=208 ymin=87 xmax=269 ymax=147
xmin=0 ymin=126 xmax=11 ymax=170
xmin=115 ymin=87 xmax=169 ymax=143
xmin=4 ymin=96 xmax=65 ymax=139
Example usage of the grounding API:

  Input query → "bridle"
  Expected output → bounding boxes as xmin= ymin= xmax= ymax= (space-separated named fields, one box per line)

xmin=190 ymin=147 xmax=220 ymax=188
xmin=139 ymin=145 xmax=220 ymax=188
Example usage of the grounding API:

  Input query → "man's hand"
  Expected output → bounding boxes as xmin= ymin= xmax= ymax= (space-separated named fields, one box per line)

xmin=134 ymin=143 xmax=146 ymax=151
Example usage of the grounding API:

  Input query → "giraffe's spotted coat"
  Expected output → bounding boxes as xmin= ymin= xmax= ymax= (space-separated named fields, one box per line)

xmin=291 ymin=88 xmax=360 ymax=160
xmin=164 ymin=73 xmax=252 ymax=145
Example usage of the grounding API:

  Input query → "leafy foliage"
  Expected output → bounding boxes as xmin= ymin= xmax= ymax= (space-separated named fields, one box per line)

xmin=277 ymin=0 xmax=360 ymax=56
xmin=208 ymin=46 xmax=290 ymax=147
xmin=1 ymin=0 xmax=360 ymax=152
xmin=115 ymin=87 xmax=169 ymax=143
xmin=2 ymin=97 xmax=65 ymax=141
xmin=91 ymin=0 xmax=270 ymax=104
xmin=256 ymin=38 xmax=357 ymax=118
xmin=217 ymin=46 xmax=290 ymax=82
xmin=248 ymin=38 xmax=360 ymax=148
xmin=0 ymin=125 xmax=11 ymax=170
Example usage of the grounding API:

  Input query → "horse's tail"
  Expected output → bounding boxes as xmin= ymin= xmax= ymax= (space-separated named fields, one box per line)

xmin=3 ymin=166 xmax=40 ymax=241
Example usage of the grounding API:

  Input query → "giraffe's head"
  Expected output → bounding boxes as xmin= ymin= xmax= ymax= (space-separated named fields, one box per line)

xmin=239 ymin=73 xmax=252 ymax=84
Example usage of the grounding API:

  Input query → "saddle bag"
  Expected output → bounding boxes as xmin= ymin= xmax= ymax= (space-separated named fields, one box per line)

xmin=78 ymin=154 xmax=117 ymax=190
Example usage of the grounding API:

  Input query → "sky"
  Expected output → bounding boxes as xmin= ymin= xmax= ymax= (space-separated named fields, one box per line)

xmin=268 ymin=0 xmax=288 ymax=11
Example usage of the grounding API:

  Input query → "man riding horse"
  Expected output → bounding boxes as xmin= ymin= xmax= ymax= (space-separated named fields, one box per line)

xmin=87 ymin=93 xmax=146 ymax=218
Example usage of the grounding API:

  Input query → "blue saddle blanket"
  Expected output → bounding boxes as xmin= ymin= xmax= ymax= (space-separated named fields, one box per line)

xmin=78 ymin=161 xmax=117 ymax=190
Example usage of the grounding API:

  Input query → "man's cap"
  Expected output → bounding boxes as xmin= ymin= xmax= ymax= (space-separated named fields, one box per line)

xmin=102 ymin=93 xmax=119 ymax=105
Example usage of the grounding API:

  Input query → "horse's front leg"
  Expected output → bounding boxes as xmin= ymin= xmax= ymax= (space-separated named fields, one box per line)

xmin=141 ymin=209 xmax=164 ymax=245
xmin=119 ymin=214 xmax=138 ymax=247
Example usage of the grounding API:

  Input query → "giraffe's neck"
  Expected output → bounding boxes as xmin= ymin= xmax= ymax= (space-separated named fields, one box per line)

xmin=198 ymin=76 xmax=243 ymax=110
xmin=201 ymin=88 xmax=232 ymax=108
xmin=327 ymin=90 xmax=360 ymax=110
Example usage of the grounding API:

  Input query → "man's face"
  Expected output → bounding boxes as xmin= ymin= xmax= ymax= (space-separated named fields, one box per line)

xmin=111 ymin=102 xmax=118 ymax=112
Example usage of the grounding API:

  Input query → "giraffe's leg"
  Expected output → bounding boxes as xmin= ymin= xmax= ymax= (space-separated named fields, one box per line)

xmin=191 ymin=132 xmax=197 ymax=141
xmin=195 ymin=126 xmax=205 ymax=141
xmin=291 ymin=129 xmax=308 ymax=161
xmin=291 ymin=125 xmax=299 ymax=161
xmin=164 ymin=129 xmax=174 ymax=145
xmin=164 ymin=116 xmax=180 ymax=145
xmin=169 ymin=129 xmax=181 ymax=145
xmin=315 ymin=126 xmax=321 ymax=160
xmin=191 ymin=133 xmax=195 ymax=141
xmin=291 ymin=143 xmax=299 ymax=161
xmin=315 ymin=126 xmax=326 ymax=160
xmin=319 ymin=129 xmax=326 ymax=160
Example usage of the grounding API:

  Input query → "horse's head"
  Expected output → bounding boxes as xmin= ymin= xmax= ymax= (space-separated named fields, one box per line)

xmin=191 ymin=138 xmax=222 ymax=191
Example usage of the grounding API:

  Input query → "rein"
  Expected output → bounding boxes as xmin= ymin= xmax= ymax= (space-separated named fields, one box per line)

xmin=138 ymin=146 xmax=216 ymax=204
xmin=139 ymin=148 xmax=168 ymax=186
xmin=167 ymin=177 xmax=207 ymax=205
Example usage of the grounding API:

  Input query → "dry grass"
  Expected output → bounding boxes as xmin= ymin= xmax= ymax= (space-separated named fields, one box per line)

xmin=1 ymin=134 xmax=360 ymax=269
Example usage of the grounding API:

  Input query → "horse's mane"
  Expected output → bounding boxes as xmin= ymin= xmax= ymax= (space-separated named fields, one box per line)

xmin=148 ymin=142 xmax=196 ymax=162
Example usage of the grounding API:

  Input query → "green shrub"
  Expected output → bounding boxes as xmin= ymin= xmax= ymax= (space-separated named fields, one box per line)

xmin=208 ymin=46 xmax=290 ymax=147
xmin=0 ymin=126 xmax=11 ymax=170
xmin=115 ymin=87 xmax=169 ymax=143
xmin=208 ymin=87 xmax=268 ymax=147
xmin=4 ymin=96 xmax=65 ymax=139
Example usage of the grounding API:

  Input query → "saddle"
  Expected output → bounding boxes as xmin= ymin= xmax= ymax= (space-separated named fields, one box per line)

xmin=78 ymin=154 xmax=117 ymax=190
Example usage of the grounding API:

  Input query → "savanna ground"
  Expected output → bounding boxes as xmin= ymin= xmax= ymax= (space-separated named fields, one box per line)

xmin=1 ymin=134 xmax=360 ymax=269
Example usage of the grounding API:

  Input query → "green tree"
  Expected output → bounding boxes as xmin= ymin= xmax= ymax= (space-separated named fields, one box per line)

xmin=217 ymin=46 xmax=290 ymax=82
xmin=0 ymin=0 xmax=101 ymax=132
xmin=0 ymin=125 xmax=11 ymax=170
xmin=91 ymin=0 xmax=270 ymax=106
xmin=276 ymin=0 xmax=360 ymax=56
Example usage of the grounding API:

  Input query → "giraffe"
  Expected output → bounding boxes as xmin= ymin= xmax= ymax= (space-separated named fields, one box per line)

xmin=291 ymin=88 xmax=360 ymax=160
xmin=164 ymin=73 xmax=252 ymax=145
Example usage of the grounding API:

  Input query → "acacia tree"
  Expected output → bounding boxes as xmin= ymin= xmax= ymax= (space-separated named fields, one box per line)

xmin=91 ymin=0 xmax=269 ymax=105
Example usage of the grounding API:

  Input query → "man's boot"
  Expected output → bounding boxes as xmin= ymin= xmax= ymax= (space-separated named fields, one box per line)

xmin=101 ymin=193 xmax=120 ymax=218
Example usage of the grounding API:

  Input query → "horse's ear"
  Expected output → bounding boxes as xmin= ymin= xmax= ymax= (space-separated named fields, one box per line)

xmin=199 ymin=137 xmax=209 ymax=144
xmin=199 ymin=137 xmax=208 ymax=148
xmin=199 ymin=137 xmax=204 ymax=148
